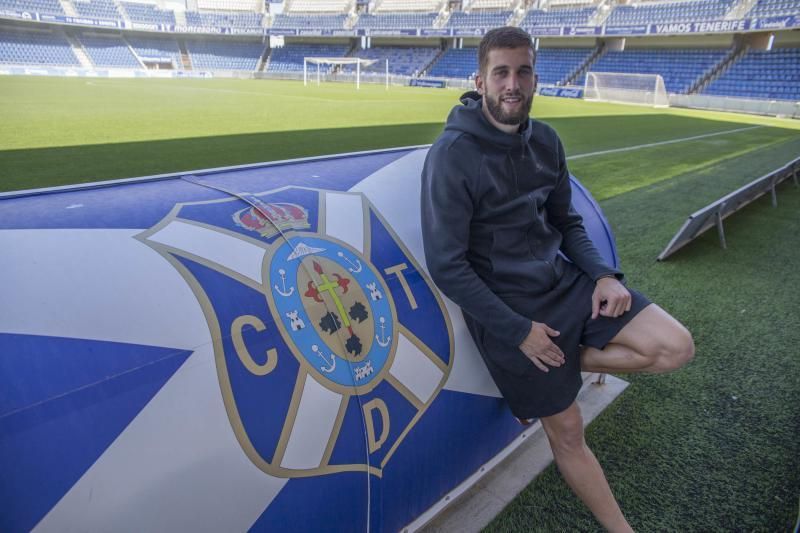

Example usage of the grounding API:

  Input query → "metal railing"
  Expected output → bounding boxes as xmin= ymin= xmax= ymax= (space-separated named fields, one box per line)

xmin=658 ymin=156 xmax=800 ymax=260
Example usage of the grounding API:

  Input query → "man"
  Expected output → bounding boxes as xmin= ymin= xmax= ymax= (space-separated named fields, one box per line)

xmin=420 ymin=27 xmax=694 ymax=532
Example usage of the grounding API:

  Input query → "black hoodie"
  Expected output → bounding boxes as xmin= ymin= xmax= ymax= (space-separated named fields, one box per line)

xmin=421 ymin=92 xmax=622 ymax=347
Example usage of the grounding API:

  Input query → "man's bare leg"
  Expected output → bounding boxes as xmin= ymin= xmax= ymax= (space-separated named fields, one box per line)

xmin=540 ymin=402 xmax=633 ymax=533
xmin=581 ymin=304 xmax=694 ymax=375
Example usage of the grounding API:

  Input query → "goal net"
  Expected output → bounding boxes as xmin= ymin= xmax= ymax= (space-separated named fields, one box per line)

xmin=584 ymin=72 xmax=669 ymax=107
xmin=303 ymin=57 xmax=387 ymax=90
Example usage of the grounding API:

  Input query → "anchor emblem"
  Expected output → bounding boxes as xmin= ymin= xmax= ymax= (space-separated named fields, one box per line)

xmin=273 ymin=268 xmax=295 ymax=297
xmin=337 ymin=251 xmax=362 ymax=273
xmin=312 ymin=344 xmax=336 ymax=373
xmin=376 ymin=316 xmax=391 ymax=348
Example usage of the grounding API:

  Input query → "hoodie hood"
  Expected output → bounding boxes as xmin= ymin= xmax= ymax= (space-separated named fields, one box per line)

xmin=444 ymin=90 xmax=532 ymax=150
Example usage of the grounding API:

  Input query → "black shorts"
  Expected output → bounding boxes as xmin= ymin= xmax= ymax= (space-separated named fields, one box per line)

xmin=463 ymin=262 xmax=651 ymax=419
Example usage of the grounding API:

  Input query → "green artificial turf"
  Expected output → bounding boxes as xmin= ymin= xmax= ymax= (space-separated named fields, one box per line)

xmin=1 ymin=76 xmax=798 ymax=531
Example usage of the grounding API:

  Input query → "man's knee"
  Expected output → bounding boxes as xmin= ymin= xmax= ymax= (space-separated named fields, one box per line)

xmin=542 ymin=404 xmax=586 ymax=454
xmin=650 ymin=325 xmax=694 ymax=373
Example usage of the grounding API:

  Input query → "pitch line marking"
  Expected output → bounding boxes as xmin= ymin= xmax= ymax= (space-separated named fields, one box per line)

xmin=567 ymin=126 xmax=762 ymax=160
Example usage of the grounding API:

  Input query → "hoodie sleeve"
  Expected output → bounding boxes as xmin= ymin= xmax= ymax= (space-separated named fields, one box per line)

xmin=421 ymin=140 xmax=533 ymax=347
xmin=546 ymin=135 xmax=623 ymax=282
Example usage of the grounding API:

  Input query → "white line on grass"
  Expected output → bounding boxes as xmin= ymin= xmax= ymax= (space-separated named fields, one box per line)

xmin=567 ymin=125 xmax=762 ymax=160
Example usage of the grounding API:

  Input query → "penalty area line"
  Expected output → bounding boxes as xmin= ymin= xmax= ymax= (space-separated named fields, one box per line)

xmin=567 ymin=125 xmax=762 ymax=161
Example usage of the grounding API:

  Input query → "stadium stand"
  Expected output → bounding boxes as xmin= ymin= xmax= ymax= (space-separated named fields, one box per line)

xmin=73 ymin=0 xmax=121 ymax=21
xmin=520 ymin=6 xmax=596 ymax=27
xmin=426 ymin=46 xmax=594 ymax=84
xmin=605 ymin=0 xmax=735 ymax=25
xmin=343 ymin=46 xmax=439 ymax=76
xmin=185 ymin=11 xmax=263 ymax=28
xmin=547 ymin=0 xmax=595 ymax=5
xmin=1 ymin=0 xmax=798 ymax=116
xmin=427 ymin=47 xmax=477 ymax=79
xmin=354 ymin=12 xmax=437 ymax=29
xmin=0 ymin=0 xmax=66 ymax=16
xmin=266 ymin=43 xmax=350 ymax=72
xmin=126 ymin=34 xmax=182 ymax=67
xmin=271 ymin=13 xmax=347 ymax=29
xmin=747 ymin=0 xmax=800 ymax=18
xmin=372 ymin=0 xmax=439 ymax=12
xmin=446 ymin=10 xmax=512 ymax=29
xmin=122 ymin=2 xmax=177 ymax=25
xmin=703 ymin=47 xmax=800 ymax=101
xmin=272 ymin=0 xmax=348 ymax=28
xmin=286 ymin=0 xmax=349 ymax=12
xmin=467 ymin=0 xmax=516 ymax=8
xmin=581 ymin=48 xmax=729 ymax=94
xmin=0 ymin=0 xmax=65 ymax=15
xmin=78 ymin=32 xmax=142 ymax=67
xmin=196 ymin=0 xmax=259 ymax=9
xmin=186 ymin=38 xmax=264 ymax=70
xmin=536 ymin=47 xmax=594 ymax=86
xmin=0 ymin=28 xmax=79 ymax=65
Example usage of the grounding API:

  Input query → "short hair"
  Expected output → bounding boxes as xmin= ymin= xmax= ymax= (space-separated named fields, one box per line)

xmin=478 ymin=26 xmax=536 ymax=77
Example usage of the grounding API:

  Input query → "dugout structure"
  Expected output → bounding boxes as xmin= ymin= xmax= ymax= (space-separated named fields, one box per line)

xmin=303 ymin=57 xmax=388 ymax=90
xmin=0 ymin=146 xmax=624 ymax=533
xmin=584 ymin=72 xmax=670 ymax=108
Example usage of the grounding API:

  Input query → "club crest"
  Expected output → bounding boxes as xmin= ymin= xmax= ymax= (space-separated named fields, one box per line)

xmin=137 ymin=186 xmax=453 ymax=479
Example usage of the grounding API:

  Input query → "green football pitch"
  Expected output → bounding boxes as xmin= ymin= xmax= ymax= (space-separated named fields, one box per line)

xmin=1 ymin=76 xmax=799 ymax=531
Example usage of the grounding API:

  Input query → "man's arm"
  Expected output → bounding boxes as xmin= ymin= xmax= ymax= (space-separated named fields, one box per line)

xmin=546 ymin=137 xmax=631 ymax=319
xmin=420 ymin=144 xmax=532 ymax=348
xmin=546 ymin=137 xmax=623 ymax=282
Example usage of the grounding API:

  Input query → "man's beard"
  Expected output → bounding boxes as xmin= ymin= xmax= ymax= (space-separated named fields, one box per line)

xmin=484 ymin=91 xmax=533 ymax=126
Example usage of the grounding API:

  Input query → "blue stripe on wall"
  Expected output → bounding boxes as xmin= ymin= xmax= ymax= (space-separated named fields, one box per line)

xmin=0 ymin=334 xmax=192 ymax=533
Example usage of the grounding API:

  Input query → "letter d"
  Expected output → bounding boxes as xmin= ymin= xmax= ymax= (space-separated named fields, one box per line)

xmin=363 ymin=398 xmax=390 ymax=453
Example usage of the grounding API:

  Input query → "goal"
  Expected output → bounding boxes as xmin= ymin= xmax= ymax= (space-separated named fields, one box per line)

xmin=303 ymin=57 xmax=387 ymax=90
xmin=583 ymin=72 xmax=669 ymax=107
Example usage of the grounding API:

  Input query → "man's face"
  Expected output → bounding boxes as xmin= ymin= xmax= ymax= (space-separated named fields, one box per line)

xmin=476 ymin=46 xmax=537 ymax=131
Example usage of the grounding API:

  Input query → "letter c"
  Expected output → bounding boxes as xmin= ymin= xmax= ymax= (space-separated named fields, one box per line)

xmin=231 ymin=315 xmax=278 ymax=376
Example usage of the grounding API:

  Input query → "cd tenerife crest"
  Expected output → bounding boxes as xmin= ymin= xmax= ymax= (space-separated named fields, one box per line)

xmin=137 ymin=186 xmax=454 ymax=479
xmin=0 ymin=147 xmax=621 ymax=533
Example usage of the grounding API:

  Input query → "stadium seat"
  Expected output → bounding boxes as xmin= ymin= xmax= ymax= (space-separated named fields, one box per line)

xmin=582 ymin=48 xmax=728 ymax=94
xmin=78 ymin=33 xmax=141 ymax=68
xmin=703 ymin=47 xmax=800 ymax=101
xmin=0 ymin=28 xmax=79 ymax=66
xmin=187 ymin=38 xmax=265 ymax=71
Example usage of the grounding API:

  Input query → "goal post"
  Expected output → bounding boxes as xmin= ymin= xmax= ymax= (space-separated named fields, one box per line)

xmin=584 ymin=72 xmax=669 ymax=107
xmin=303 ymin=57 xmax=388 ymax=90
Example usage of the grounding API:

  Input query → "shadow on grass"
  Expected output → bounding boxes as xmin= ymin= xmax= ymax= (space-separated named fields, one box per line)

xmin=1 ymin=114 xmax=796 ymax=193
xmin=0 ymin=123 xmax=447 ymax=192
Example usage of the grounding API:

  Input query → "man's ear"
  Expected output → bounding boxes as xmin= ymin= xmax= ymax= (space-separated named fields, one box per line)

xmin=475 ymin=73 xmax=484 ymax=95
xmin=533 ymin=73 xmax=538 ymax=93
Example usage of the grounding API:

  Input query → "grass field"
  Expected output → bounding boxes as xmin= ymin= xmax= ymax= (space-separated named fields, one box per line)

xmin=1 ymin=76 xmax=799 ymax=532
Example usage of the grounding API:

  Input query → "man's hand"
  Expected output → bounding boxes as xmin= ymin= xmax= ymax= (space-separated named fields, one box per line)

xmin=592 ymin=276 xmax=631 ymax=319
xmin=518 ymin=322 xmax=564 ymax=373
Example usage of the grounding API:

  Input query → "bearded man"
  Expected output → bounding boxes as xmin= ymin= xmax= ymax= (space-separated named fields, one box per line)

xmin=420 ymin=26 xmax=694 ymax=532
